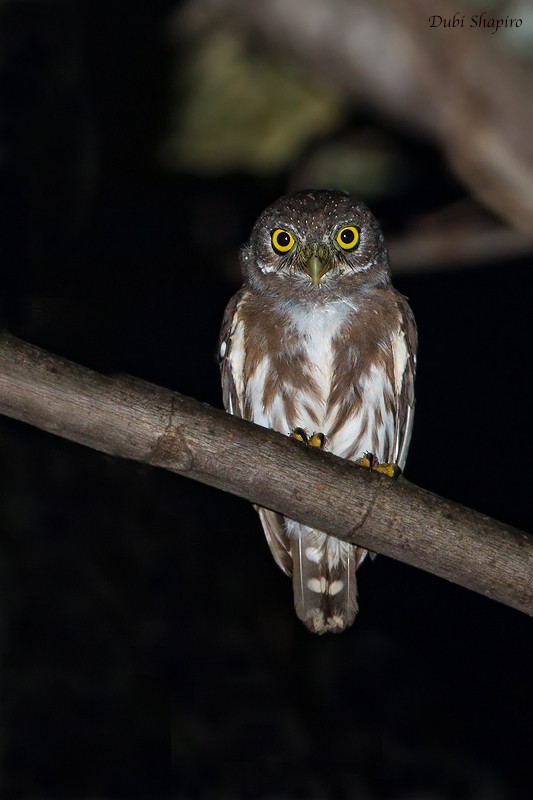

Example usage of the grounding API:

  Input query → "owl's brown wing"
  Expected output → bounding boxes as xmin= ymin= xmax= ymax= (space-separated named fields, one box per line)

xmin=256 ymin=508 xmax=293 ymax=577
xmin=218 ymin=288 xmax=293 ymax=577
xmin=218 ymin=287 xmax=246 ymax=417
xmin=394 ymin=294 xmax=418 ymax=470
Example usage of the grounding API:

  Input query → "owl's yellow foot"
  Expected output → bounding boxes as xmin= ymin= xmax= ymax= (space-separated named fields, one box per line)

xmin=308 ymin=432 xmax=325 ymax=449
xmin=356 ymin=452 xmax=401 ymax=479
xmin=290 ymin=429 xmax=326 ymax=449
xmin=290 ymin=427 xmax=308 ymax=444
xmin=356 ymin=452 xmax=374 ymax=470
xmin=374 ymin=462 xmax=401 ymax=479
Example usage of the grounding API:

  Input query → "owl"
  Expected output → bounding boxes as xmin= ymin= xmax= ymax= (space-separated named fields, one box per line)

xmin=218 ymin=190 xmax=417 ymax=634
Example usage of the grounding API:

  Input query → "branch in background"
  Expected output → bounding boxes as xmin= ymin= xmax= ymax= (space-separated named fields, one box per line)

xmin=182 ymin=0 xmax=533 ymax=232
xmin=389 ymin=201 xmax=533 ymax=274
xmin=1 ymin=332 xmax=532 ymax=615
xmin=390 ymin=226 xmax=533 ymax=275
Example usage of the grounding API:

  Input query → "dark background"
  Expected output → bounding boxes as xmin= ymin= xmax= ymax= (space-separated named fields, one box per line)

xmin=0 ymin=2 xmax=531 ymax=798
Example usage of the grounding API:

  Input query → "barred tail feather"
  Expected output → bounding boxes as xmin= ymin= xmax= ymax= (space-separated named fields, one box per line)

xmin=289 ymin=527 xmax=358 ymax=634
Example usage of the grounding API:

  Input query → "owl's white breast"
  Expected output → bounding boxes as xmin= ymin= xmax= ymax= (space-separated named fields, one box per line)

xmin=242 ymin=299 xmax=355 ymax=439
xmin=285 ymin=299 xmax=352 ymax=425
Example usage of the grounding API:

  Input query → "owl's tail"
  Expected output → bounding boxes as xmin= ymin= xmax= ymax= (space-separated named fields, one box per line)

xmin=290 ymin=526 xmax=360 ymax=634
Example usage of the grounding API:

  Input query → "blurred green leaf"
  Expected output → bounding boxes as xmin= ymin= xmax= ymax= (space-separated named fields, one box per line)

xmin=160 ymin=28 xmax=343 ymax=175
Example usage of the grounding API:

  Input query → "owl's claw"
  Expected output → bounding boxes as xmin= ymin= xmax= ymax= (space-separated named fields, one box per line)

xmin=290 ymin=429 xmax=326 ymax=449
xmin=356 ymin=452 xmax=401 ymax=480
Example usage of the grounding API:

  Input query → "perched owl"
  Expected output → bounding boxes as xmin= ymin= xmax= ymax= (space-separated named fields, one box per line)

xmin=218 ymin=190 xmax=417 ymax=634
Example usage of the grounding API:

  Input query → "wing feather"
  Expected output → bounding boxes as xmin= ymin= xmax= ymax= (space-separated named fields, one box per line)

xmin=219 ymin=289 xmax=293 ymax=577
xmin=257 ymin=508 xmax=292 ymax=576
xmin=393 ymin=295 xmax=418 ymax=470
xmin=218 ymin=288 xmax=246 ymax=417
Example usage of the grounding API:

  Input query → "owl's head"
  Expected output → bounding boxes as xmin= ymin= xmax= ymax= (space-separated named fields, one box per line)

xmin=240 ymin=190 xmax=390 ymax=300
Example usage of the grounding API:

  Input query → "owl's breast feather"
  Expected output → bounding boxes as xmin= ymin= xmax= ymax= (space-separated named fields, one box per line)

xmin=227 ymin=292 xmax=401 ymax=464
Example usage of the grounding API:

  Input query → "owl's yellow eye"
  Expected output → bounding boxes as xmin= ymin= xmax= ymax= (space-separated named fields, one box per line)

xmin=336 ymin=225 xmax=360 ymax=250
xmin=271 ymin=228 xmax=295 ymax=254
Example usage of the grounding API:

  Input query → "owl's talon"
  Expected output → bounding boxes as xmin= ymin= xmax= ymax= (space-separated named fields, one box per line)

xmin=308 ymin=432 xmax=325 ymax=449
xmin=356 ymin=452 xmax=401 ymax=480
xmin=290 ymin=427 xmax=309 ymax=444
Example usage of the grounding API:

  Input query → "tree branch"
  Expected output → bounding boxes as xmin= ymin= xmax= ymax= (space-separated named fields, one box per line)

xmin=389 ymin=225 xmax=533 ymax=275
xmin=1 ymin=331 xmax=531 ymax=615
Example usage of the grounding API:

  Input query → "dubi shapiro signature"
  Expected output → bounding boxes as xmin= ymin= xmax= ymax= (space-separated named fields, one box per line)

xmin=428 ymin=12 xmax=523 ymax=33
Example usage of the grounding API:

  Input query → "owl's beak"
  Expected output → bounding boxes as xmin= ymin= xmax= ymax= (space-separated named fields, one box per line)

xmin=304 ymin=252 xmax=332 ymax=285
